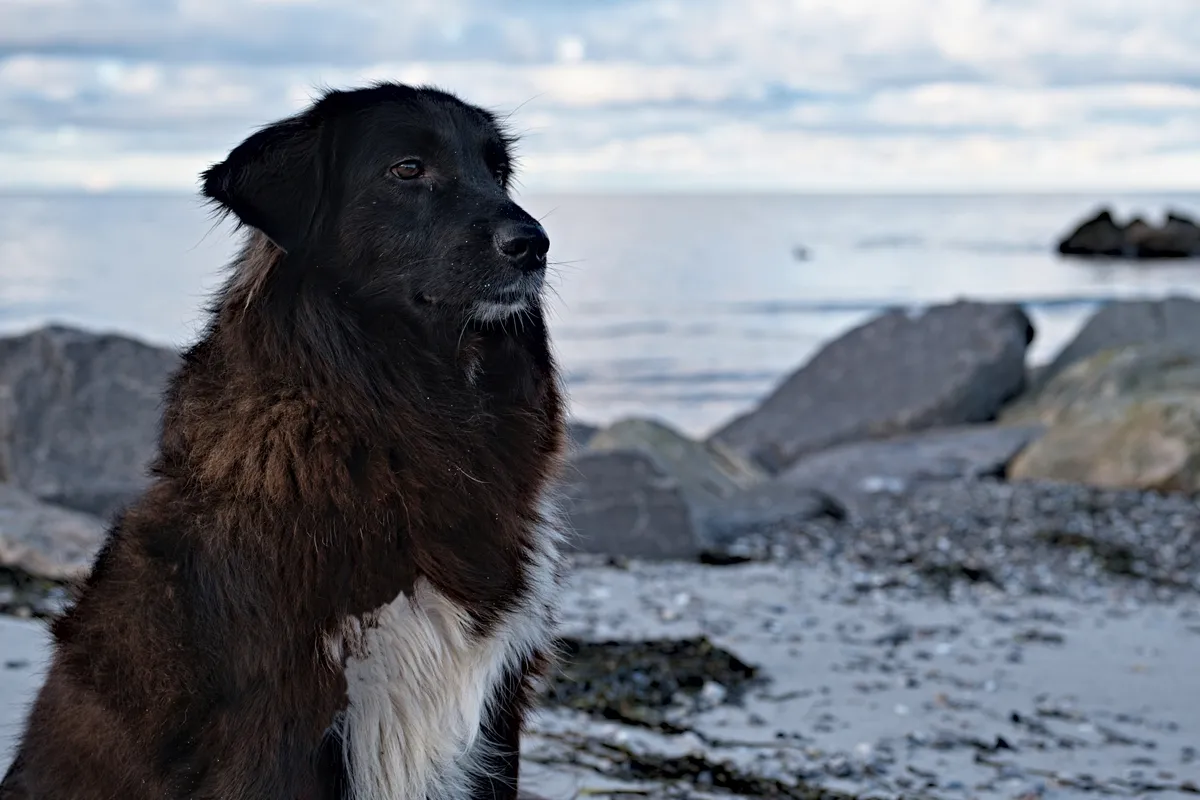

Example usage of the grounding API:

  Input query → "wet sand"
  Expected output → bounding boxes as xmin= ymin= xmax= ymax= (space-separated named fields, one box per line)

xmin=520 ymin=560 xmax=1200 ymax=798
xmin=3 ymin=559 xmax=1197 ymax=798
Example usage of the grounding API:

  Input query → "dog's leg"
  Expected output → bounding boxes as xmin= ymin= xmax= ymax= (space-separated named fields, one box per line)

xmin=466 ymin=664 xmax=530 ymax=800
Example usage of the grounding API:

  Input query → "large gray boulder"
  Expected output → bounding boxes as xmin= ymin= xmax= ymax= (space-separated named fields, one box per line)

xmin=1037 ymin=296 xmax=1200 ymax=388
xmin=698 ymin=424 xmax=1043 ymax=544
xmin=776 ymin=423 xmax=1046 ymax=514
xmin=709 ymin=301 xmax=1034 ymax=473
xmin=0 ymin=483 xmax=107 ymax=581
xmin=559 ymin=450 xmax=698 ymax=561
xmin=564 ymin=418 xmax=835 ymax=560
xmin=0 ymin=325 xmax=180 ymax=519
xmin=696 ymin=480 xmax=842 ymax=550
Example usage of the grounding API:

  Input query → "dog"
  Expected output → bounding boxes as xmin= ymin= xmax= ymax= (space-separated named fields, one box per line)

xmin=0 ymin=82 xmax=569 ymax=800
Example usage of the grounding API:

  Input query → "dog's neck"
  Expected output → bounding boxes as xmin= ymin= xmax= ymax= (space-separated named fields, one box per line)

xmin=153 ymin=229 xmax=565 ymax=512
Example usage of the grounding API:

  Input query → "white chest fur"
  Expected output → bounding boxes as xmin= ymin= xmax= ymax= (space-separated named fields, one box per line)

xmin=325 ymin=498 xmax=567 ymax=800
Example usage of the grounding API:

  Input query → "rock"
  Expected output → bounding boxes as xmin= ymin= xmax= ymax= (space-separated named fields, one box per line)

xmin=1004 ymin=342 xmax=1200 ymax=491
xmin=587 ymin=417 xmax=766 ymax=506
xmin=1003 ymin=341 xmax=1200 ymax=428
xmin=709 ymin=301 xmax=1033 ymax=473
xmin=1136 ymin=211 xmax=1200 ymax=259
xmin=1124 ymin=217 xmax=1154 ymax=248
xmin=0 ymin=484 xmax=107 ymax=581
xmin=1035 ymin=297 xmax=1200 ymax=388
xmin=699 ymin=424 xmax=1046 ymax=548
xmin=0 ymin=384 xmax=15 ymax=482
xmin=0 ymin=325 xmax=179 ymax=519
xmin=583 ymin=418 xmax=799 ymax=555
xmin=696 ymin=479 xmax=844 ymax=549
xmin=1057 ymin=208 xmax=1127 ymax=257
xmin=1008 ymin=396 xmax=1200 ymax=492
xmin=560 ymin=450 xmax=698 ymax=560
xmin=775 ymin=424 xmax=1046 ymax=513
xmin=1057 ymin=207 xmax=1200 ymax=259
xmin=566 ymin=420 xmax=599 ymax=451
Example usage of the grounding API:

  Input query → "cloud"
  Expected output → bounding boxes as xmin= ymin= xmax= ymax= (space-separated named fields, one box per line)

xmin=0 ymin=0 xmax=1197 ymax=190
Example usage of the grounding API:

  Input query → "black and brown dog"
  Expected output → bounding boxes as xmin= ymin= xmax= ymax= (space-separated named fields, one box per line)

xmin=0 ymin=82 xmax=569 ymax=800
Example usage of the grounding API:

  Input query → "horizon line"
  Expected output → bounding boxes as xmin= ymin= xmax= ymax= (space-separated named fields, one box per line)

xmin=2 ymin=185 xmax=1200 ymax=198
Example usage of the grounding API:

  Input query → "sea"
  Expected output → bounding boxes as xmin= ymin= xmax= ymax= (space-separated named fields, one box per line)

xmin=3 ymin=190 xmax=1200 ymax=438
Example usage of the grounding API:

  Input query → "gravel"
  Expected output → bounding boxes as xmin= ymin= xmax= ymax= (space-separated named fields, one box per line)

xmin=711 ymin=477 xmax=1200 ymax=603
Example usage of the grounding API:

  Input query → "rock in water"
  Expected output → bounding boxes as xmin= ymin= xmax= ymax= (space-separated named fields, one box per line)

xmin=1056 ymin=207 xmax=1200 ymax=259
xmin=0 ymin=325 xmax=180 ymax=518
xmin=0 ymin=484 xmax=107 ymax=581
xmin=1036 ymin=296 xmax=1200 ymax=388
xmin=1005 ymin=342 xmax=1200 ymax=492
xmin=1057 ymin=208 xmax=1128 ymax=256
xmin=560 ymin=450 xmax=699 ymax=560
xmin=1135 ymin=211 xmax=1200 ymax=258
xmin=709 ymin=301 xmax=1033 ymax=473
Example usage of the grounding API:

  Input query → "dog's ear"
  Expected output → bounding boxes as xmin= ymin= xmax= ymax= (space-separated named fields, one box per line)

xmin=202 ymin=114 xmax=323 ymax=254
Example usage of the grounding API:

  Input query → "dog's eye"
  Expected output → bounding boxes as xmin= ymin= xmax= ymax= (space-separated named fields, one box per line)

xmin=389 ymin=159 xmax=424 ymax=180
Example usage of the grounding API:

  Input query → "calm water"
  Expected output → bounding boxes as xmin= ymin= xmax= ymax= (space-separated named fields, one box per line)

xmin=3 ymin=191 xmax=1200 ymax=436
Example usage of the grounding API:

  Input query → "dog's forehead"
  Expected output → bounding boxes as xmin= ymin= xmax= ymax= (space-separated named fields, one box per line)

xmin=348 ymin=96 xmax=503 ymax=157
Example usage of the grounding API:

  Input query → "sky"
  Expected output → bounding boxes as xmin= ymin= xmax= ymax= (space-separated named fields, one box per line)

xmin=1 ymin=0 xmax=1198 ymax=193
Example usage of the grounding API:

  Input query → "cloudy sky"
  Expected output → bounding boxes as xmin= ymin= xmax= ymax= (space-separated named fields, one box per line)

xmin=1 ymin=0 xmax=1198 ymax=192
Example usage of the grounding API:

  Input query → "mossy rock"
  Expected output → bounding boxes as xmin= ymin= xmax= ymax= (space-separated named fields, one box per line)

xmin=1008 ymin=396 xmax=1200 ymax=492
xmin=588 ymin=417 xmax=767 ymax=506
xmin=1003 ymin=343 xmax=1200 ymax=491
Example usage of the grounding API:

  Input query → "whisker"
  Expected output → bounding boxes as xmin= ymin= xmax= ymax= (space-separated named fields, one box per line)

xmin=497 ymin=94 xmax=544 ymax=122
xmin=456 ymin=319 xmax=471 ymax=354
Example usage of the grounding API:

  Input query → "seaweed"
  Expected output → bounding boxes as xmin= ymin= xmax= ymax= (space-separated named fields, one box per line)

xmin=543 ymin=636 xmax=768 ymax=732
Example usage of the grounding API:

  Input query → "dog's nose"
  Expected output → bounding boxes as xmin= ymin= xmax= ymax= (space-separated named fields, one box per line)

xmin=494 ymin=220 xmax=549 ymax=271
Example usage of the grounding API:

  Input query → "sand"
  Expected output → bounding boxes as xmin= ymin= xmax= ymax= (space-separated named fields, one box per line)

xmin=3 ymin=558 xmax=1198 ymax=798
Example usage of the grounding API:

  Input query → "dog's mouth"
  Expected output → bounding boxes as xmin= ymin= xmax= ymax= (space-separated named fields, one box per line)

xmin=414 ymin=290 xmax=528 ymax=321
xmin=415 ymin=275 xmax=542 ymax=322
xmin=470 ymin=278 xmax=543 ymax=323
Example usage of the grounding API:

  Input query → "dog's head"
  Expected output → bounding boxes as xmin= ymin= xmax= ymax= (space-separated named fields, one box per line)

xmin=202 ymin=82 xmax=548 ymax=325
